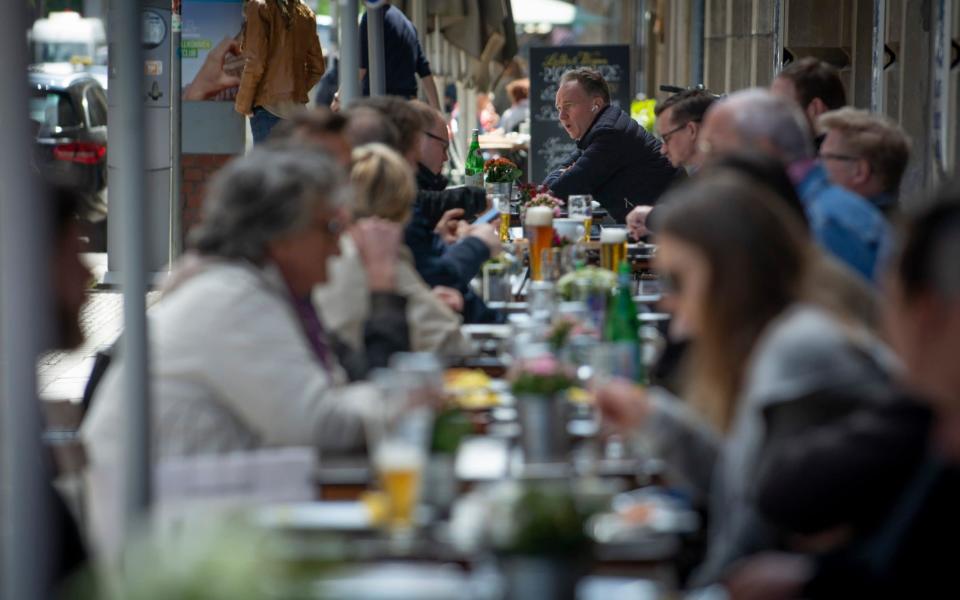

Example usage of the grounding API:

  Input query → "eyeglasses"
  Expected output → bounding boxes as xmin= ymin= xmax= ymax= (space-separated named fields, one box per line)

xmin=658 ymin=120 xmax=698 ymax=144
xmin=424 ymin=131 xmax=450 ymax=151
xmin=819 ymin=152 xmax=860 ymax=162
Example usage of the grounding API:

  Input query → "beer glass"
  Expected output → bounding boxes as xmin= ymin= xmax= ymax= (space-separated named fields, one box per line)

xmin=600 ymin=228 xmax=628 ymax=272
xmin=525 ymin=206 xmax=554 ymax=281
xmin=567 ymin=194 xmax=593 ymax=242
xmin=366 ymin=368 xmax=431 ymax=534
xmin=489 ymin=193 xmax=511 ymax=242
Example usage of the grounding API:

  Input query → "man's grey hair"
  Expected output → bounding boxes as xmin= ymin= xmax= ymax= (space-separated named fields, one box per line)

xmin=722 ymin=88 xmax=815 ymax=163
xmin=343 ymin=105 xmax=402 ymax=151
xmin=190 ymin=147 xmax=349 ymax=263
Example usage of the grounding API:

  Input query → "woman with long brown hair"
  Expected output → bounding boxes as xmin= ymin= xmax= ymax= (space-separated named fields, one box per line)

xmin=596 ymin=172 xmax=897 ymax=588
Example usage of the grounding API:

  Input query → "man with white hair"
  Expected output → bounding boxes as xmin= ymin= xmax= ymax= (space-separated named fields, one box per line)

xmin=699 ymin=88 xmax=891 ymax=282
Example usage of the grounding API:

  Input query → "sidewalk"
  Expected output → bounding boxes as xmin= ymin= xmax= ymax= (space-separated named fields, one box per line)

xmin=37 ymin=253 xmax=160 ymax=404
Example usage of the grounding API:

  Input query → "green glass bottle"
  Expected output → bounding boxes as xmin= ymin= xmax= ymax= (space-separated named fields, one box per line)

xmin=464 ymin=129 xmax=484 ymax=187
xmin=603 ymin=262 xmax=646 ymax=384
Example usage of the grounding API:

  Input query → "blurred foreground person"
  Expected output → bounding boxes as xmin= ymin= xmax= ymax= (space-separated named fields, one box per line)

xmin=726 ymin=179 xmax=960 ymax=600
xmin=595 ymin=173 xmax=898 ymax=588
xmin=83 ymin=149 xmax=408 ymax=464
xmin=314 ymin=143 xmax=468 ymax=356
xmin=700 ymin=89 xmax=891 ymax=282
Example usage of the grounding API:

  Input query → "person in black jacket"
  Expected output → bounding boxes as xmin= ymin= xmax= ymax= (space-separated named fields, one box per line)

xmin=544 ymin=68 xmax=681 ymax=223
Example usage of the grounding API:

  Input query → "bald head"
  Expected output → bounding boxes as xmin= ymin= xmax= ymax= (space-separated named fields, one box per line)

xmin=700 ymin=88 xmax=814 ymax=166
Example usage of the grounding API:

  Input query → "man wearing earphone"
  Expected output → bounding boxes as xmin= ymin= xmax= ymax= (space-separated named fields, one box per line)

xmin=544 ymin=68 xmax=681 ymax=224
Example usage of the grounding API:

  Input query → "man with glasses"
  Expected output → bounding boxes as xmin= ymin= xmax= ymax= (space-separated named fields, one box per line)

xmin=544 ymin=68 xmax=681 ymax=223
xmin=627 ymin=89 xmax=717 ymax=237
xmin=817 ymin=108 xmax=911 ymax=219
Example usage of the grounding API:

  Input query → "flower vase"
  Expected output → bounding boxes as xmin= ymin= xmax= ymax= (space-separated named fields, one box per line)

xmin=499 ymin=555 xmax=586 ymax=600
xmin=516 ymin=393 xmax=571 ymax=464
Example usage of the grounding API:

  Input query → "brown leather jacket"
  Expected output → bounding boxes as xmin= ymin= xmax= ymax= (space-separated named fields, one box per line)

xmin=235 ymin=0 xmax=325 ymax=116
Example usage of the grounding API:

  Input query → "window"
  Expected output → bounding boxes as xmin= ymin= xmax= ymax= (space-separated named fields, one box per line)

xmin=85 ymin=86 xmax=107 ymax=127
xmin=28 ymin=91 xmax=80 ymax=130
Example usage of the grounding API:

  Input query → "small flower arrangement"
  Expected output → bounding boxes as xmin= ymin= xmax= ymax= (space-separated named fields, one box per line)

xmin=510 ymin=354 xmax=575 ymax=396
xmin=516 ymin=183 xmax=549 ymax=204
xmin=484 ymin=157 xmax=522 ymax=183
xmin=522 ymin=192 xmax=564 ymax=218
xmin=556 ymin=266 xmax=617 ymax=301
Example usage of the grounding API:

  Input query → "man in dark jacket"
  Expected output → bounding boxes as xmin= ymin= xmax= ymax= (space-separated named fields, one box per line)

xmin=406 ymin=101 xmax=503 ymax=323
xmin=543 ymin=68 xmax=681 ymax=223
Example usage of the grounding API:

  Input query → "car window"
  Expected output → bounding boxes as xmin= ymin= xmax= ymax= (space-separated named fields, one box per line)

xmin=85 ymin=86 xmax=107 ymax=127
xmin=29 ymin=91 xmax=80 ymax=130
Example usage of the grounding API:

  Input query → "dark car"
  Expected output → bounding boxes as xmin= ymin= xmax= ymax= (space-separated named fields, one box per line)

xmin=29 ymin=65 xmax=108 ymax=221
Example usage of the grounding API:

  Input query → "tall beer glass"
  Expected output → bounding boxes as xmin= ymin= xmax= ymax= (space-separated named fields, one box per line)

xmin=375 ymin=441 xmax=424 ymax=530
xmin=525 ymin=206 xmax=554 ymax=281
xmin=567 ymin=194 xmax=593 ymax=242
xmin=601 ymin=228 xmax=628 ymax=272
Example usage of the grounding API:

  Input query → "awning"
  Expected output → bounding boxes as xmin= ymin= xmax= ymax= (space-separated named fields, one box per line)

xmin=510 ymin=0 xmax=606 ymax=26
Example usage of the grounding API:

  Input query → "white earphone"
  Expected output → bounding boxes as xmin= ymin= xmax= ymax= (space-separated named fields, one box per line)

xmin=591 ymin=105 xmax=598 ymax=113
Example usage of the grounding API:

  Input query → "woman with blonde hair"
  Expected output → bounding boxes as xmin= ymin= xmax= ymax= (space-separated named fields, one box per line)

xmin=314 ymin=143 xmax=468 ymax=356
xmin=596 ymin=172 xmax=899 ymax=589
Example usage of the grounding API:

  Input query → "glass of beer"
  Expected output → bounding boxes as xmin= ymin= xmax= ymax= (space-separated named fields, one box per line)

xmin=567 ymin=194 xmax=593 ymax=242
xmin=525 ymin=206 xmax=554 ymax=281
xmin=492 ymin=194 xmax=512 ymax=242
xmin=600 ymin=227 xmax=628 ymax=272
xmin=366 ymin=368 xmax=432 ymax=536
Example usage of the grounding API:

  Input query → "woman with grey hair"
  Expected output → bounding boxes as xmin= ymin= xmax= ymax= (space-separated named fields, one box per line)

xmin=83 ymin=148 xmax=408 ymax=468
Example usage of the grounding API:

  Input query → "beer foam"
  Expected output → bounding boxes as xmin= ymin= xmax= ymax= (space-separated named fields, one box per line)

xmin=600 ymin=228 xmax=627 ymax=243
xmin=525 ymin=206 xmax=554 ymax=226
xmin=375 ymin=441 xmax=425 ymax=470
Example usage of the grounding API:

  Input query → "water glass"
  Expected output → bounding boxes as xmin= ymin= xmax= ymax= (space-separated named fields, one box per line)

xmin=567 ymin=194 xmax=593 ymax=242
xmin=483 ymin=261 xmax=511 ymax=307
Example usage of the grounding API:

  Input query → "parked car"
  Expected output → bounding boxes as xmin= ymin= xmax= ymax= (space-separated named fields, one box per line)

xmin=29 ymin=65 xmax=108 ymax=221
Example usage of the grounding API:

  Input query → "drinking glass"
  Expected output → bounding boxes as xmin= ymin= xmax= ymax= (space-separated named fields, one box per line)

xmin=366 ymin=369 xmax=432 ymax=536
xmin=483 ymin=261 xmax=511 ymax=307
xmin=567 ymin=195 xmax=593 ymax=242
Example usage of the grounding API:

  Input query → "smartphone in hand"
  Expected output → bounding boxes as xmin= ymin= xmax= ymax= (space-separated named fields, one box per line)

xmin=472 ymin=206 xmax=501 ymax=225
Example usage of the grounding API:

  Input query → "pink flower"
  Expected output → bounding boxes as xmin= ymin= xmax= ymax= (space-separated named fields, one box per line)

xmin=525 ymin=355 xmax=560 ymax=376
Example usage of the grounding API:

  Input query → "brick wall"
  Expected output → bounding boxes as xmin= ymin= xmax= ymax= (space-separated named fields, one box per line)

xmin=181 ymin=153 xmax=234 ymax=243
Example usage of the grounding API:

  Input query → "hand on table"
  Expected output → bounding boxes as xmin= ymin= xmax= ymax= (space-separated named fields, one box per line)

xmin=432 ymin=286 xmax=464 ymax=313
xmin=594 ymin=377 xmax=651 ymax=432
xmin=626 ymin=205 xmax=654 ymax=240
xmin=467 ymin=223 xmax=502 ymax=257
xmin=352 ymin=217 xmax=402 ymax=292
xmin=435 ymin=208 xmax=465 ymax=244
xmin=724 ymin=552 xmax=813 ymax=600
xmin=182 ymin=37 xmax=243 ymax=101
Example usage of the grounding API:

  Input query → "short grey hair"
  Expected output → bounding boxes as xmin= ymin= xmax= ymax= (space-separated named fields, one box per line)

xmin=723 ymin=88 xmax=814 ymax=162
xmin=190 ymin=147 xmax=349 ymax=263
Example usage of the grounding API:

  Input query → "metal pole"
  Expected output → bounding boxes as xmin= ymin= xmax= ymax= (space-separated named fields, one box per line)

xmin=171 ymin=0 xmax=183 ymax=261
xmin=772 ymin=0 xmax=785 ymax=77
xmin=367 ymin=1 xmax=387 ymax=96
xmin=1 ymin=3 xmax=53 ymax=598
xmin=340 ymin=0 xmax=360 ymax=106
xmin=115 ymin=0 xmax=153 ymax=526
xmin=871 ymin=0 xmax=888 ymax=114
xmin=930 ymin=0 xmax=952 ymax=181
xmin=691 ymin=0 xmax=706 ymax=86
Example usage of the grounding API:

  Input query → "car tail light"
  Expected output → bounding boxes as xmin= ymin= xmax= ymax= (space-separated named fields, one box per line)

xmin=53 ymin=142 xmax=106 ymax=165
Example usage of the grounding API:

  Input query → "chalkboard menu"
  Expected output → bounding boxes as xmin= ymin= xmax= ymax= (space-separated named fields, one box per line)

xmin=528 ymin=45 xmax=632 ymax=184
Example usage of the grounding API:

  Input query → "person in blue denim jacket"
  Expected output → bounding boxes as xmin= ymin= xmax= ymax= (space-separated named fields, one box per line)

xmin=698 ymin=88 xmax=892 ymax=283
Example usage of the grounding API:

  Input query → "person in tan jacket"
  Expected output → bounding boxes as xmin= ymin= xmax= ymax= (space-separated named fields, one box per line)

xmin=236 ymin=0 xmax=326 ymax=144
xmin=314 ymin=143 xmax=470 ymax=357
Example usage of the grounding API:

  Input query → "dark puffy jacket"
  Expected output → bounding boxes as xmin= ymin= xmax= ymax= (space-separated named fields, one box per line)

xmin=415 ymin=164 xmax=487 ymax=230
xmin=543 ymin=105 xmax=681 ymax=223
